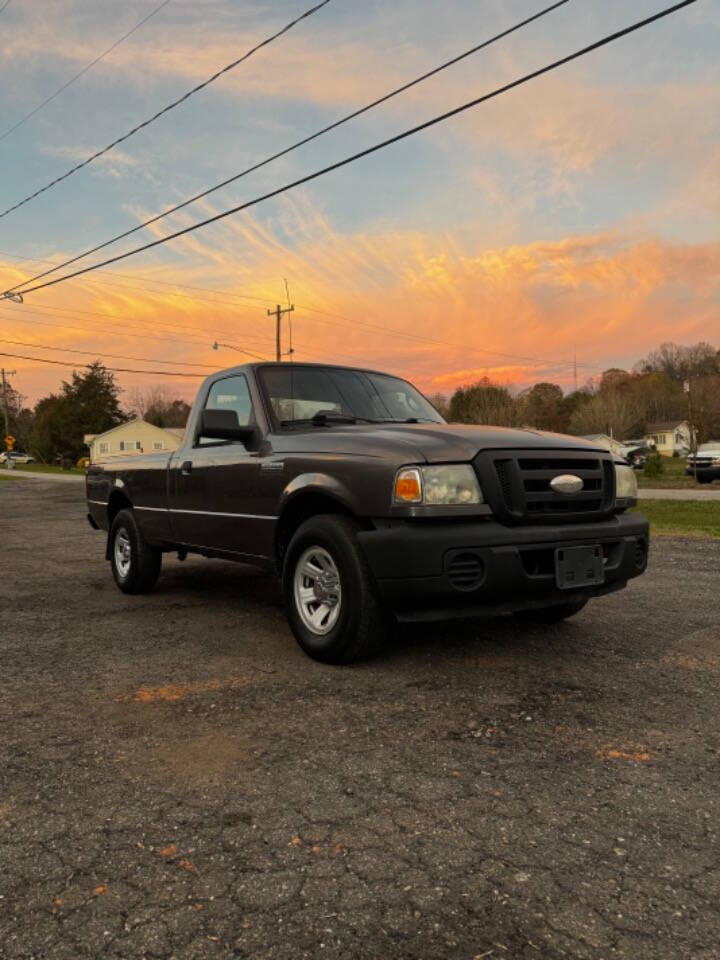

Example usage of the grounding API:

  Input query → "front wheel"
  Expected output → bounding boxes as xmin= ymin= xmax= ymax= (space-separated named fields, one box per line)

xmin=513 ymin=600 xmax=587 ymax=624
xmin=282 ymin=515 xmax=388 ymax=664
xmin=109 ymin=508 xmax=162 ymax=594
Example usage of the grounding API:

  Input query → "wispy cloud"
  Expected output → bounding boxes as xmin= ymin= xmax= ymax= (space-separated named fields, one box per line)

xmin=3 ymin=197 xmax=718 ymax=402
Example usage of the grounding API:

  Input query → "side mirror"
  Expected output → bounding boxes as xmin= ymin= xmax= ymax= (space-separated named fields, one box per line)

xmin=200 ymin=408 xmax=255 ymax=444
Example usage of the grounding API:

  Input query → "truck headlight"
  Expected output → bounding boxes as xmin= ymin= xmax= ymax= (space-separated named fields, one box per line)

xmin=394 ymin=465 xmax=483 ymax=505
xmin=614 ymin=463 xmax=638 ymax=503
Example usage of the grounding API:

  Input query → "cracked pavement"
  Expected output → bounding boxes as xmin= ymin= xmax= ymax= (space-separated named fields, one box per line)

xmin=1 ymin=480 xmax=718 ymax=959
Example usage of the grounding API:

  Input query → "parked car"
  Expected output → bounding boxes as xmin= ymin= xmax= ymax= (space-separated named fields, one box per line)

xmin=686 ymin=442 xmax=720 ymax=484
xmin=625 ymin=449 xmax=647 ymax=470
xmin=86 ymin=363 xmax=649 ymax=664
xmin=0 ymin=451 xmax=35 ymax=464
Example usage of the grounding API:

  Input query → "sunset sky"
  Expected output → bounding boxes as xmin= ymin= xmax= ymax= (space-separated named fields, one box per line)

xmin=1 ymin=0 xmax=718 ymax=407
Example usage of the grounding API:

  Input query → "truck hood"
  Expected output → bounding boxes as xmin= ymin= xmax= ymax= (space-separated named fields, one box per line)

xmin=276 ymin=422 xmax=608 ymax=464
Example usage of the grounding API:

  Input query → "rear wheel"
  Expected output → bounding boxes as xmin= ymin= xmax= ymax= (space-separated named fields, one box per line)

xmin=110 ymin=508 xmax=162 ymax=594
xmin=283 ymin=514 xmax=388 ymax=664
xmin=513 ymin=600 xmax=587 ymax=624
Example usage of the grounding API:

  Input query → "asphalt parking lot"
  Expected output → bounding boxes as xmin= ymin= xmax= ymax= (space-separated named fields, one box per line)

xmin=1 ymin=480 xmax=718 ymax=960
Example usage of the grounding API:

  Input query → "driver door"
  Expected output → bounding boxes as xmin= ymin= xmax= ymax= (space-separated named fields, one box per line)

xmin=170 ymin=374 xmax=272 ymax=561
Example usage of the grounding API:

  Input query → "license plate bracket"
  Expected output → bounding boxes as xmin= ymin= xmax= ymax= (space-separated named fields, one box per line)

xmin=555 ymin=544 xmax=604 ymax=590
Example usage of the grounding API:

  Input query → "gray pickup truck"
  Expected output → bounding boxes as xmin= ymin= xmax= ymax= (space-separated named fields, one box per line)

xmin=86 ymin=362 xmax=648 ymax=663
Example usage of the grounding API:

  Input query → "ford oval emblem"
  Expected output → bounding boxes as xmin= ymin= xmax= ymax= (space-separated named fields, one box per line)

xmin=550 ymin=473 xmax=584 ymax=495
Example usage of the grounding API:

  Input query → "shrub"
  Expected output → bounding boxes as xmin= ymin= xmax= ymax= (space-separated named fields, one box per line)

xmin=643 ymin=452 xmax=664 ymax=478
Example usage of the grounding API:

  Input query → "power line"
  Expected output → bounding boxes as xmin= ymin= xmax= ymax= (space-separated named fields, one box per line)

xmin=0 ymin=0 xmax=333 ymax=219
xmin=0 ymin=295 xmax=277 ymax=348
xmin=0 ymin=1 xmax=12 ymax=14
xmin=0 ymin=0 xmax=173 ymax=143
xmin=0 ymin=249 xmax=278 ymax=305
xmin=0 ymin=350 xmax=207 ymax=377
xmin=5 ymin=0 xmax=695 ymax=301
xmin=1 ymin=279 xmax=585 ymax=370
xmin=289 ymin=301 xmax=591 ymax=369
xmin=2 ymin=250 xmax=576 ymax=369
xmin=0 ymin=303 xmax=273 ymax=357
xmin=0 ymin=336 xmax=219 ymax=368
xmin=8 ymin=0 xmax=572 ymax=288
xmin=0 ymin=250 xmax=582 ymax=368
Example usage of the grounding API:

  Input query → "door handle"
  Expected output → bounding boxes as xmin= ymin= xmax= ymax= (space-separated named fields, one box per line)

xmin=181 ymin=460 xmax=193 ymax=476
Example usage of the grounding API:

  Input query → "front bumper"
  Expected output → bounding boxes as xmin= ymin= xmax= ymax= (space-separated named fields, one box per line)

xmin=686 ymin=466 xmax=720 ymax=481
xmin=357 ymin=512 xmax=649 ymax=622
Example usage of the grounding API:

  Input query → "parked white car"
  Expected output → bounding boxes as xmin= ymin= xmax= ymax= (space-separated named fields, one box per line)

xmin=0 ymin=451 xmax=35 ymax=464
xmin=686 ymin=442 xmax=720 ymax=484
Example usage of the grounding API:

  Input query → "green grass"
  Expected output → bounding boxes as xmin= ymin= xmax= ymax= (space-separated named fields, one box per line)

xmin=632 ymin=500 xmax=720 ymax=538
xmin=10 ymin=462 xmax=84 ymax=475
xmin=636 ymin=455 xmax=697 ymax=489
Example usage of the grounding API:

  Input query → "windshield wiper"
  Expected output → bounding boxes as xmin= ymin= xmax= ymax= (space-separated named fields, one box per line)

xmin=312 ymin=413 xmax=357 ymax=426
xmin=373 ymin=417 xmax=438 ymax=424
xmin=311 ymin=413 xmax=383 ymax=426
xmin=279 ymin=414 xmax=379 ymax=428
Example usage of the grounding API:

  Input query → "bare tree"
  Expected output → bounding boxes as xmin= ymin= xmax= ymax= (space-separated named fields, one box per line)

xmin=126 ymin=385 xmax=171 ymax=420
xmin=569 ymin=389 xmax=643 ymax=440
xmin=125 ymin=386 xmax=191 ymax=428
xmin=635 ymin=342 xmax=719 ymax=380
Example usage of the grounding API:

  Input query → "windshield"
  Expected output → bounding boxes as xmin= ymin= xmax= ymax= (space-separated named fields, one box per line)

xmin=259 ymin=366 xmax=444 ymax=427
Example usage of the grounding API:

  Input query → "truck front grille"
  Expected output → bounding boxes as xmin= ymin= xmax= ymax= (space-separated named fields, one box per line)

xmin=474 ymin=449 xmax=615 ymax=524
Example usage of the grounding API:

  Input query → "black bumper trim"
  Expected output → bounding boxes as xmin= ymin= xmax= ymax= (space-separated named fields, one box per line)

xmin=357 ymin=512 xmax=649 ymax=618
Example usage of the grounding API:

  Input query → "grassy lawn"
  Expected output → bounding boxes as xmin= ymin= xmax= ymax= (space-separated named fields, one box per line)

xmin=636 ymin=455 xmax=698 ymax=489
xmin=10 ymin=462 xmax=85 ymax=475
xmin=632 ymin=500 xmax=720 ymax=538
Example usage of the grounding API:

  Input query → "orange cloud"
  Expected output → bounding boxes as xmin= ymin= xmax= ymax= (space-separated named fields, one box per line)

xmin=2 ymin=202 xmax=718 ymax=405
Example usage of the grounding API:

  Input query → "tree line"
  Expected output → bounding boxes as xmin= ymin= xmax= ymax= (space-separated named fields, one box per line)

xmin=4 ymin=363 xmax=191 ymax=463
xmin=433 ymin=342 xmax=720 ymax=443
xmin=3 ymin=341 xmax=718 ymax=462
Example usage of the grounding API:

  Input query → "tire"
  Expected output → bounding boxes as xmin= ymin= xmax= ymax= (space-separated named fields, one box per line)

xmin=282 ymin=514 xmax=388 ymax=664
xmin=109 ymin=508 xmax=162 ymax=595
xmin=513 ymin=600 xmax=588 ymax=624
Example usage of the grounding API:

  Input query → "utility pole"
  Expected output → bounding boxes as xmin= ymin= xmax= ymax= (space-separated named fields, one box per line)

xmin=267 ymin=303 xmax=294 ymax=362
xmin=1 ymin=367 xmax=16 ymax=439
xmin=684 ymin=377 xmax=697 ymax=482
xmin=573 ymin=350 xmax=578 ymax=392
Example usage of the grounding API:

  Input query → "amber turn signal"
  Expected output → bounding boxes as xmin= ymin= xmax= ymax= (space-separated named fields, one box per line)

xmin=394 ymin=468 xmax=422 ymax=503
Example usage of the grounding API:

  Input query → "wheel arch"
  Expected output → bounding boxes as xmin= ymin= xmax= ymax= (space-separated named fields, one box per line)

xmin=275 ymin=487 xmax=368 ymax=570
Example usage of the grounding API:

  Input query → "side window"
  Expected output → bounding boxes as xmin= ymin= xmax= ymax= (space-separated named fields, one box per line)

xmin=198 ymin=375 xmax=253 ymax=445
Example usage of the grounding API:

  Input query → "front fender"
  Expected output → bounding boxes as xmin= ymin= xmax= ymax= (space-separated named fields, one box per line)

xmin=278 ymin=472 xmax=362 ymax=515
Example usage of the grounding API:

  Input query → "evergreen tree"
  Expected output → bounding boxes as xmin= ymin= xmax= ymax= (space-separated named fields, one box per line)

xmin=30 ymin=363 xmax=127 ymax=461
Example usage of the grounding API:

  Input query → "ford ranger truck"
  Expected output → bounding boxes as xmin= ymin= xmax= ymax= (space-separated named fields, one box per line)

xmin=86 ymin=363 xmax=649 ymax=664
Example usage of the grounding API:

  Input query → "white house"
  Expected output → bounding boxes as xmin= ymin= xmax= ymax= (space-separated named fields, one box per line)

xmin=84 ymin=419 xmax=185 ymax=463
xmin=644 ymin=421 xmax=694 ymax=457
